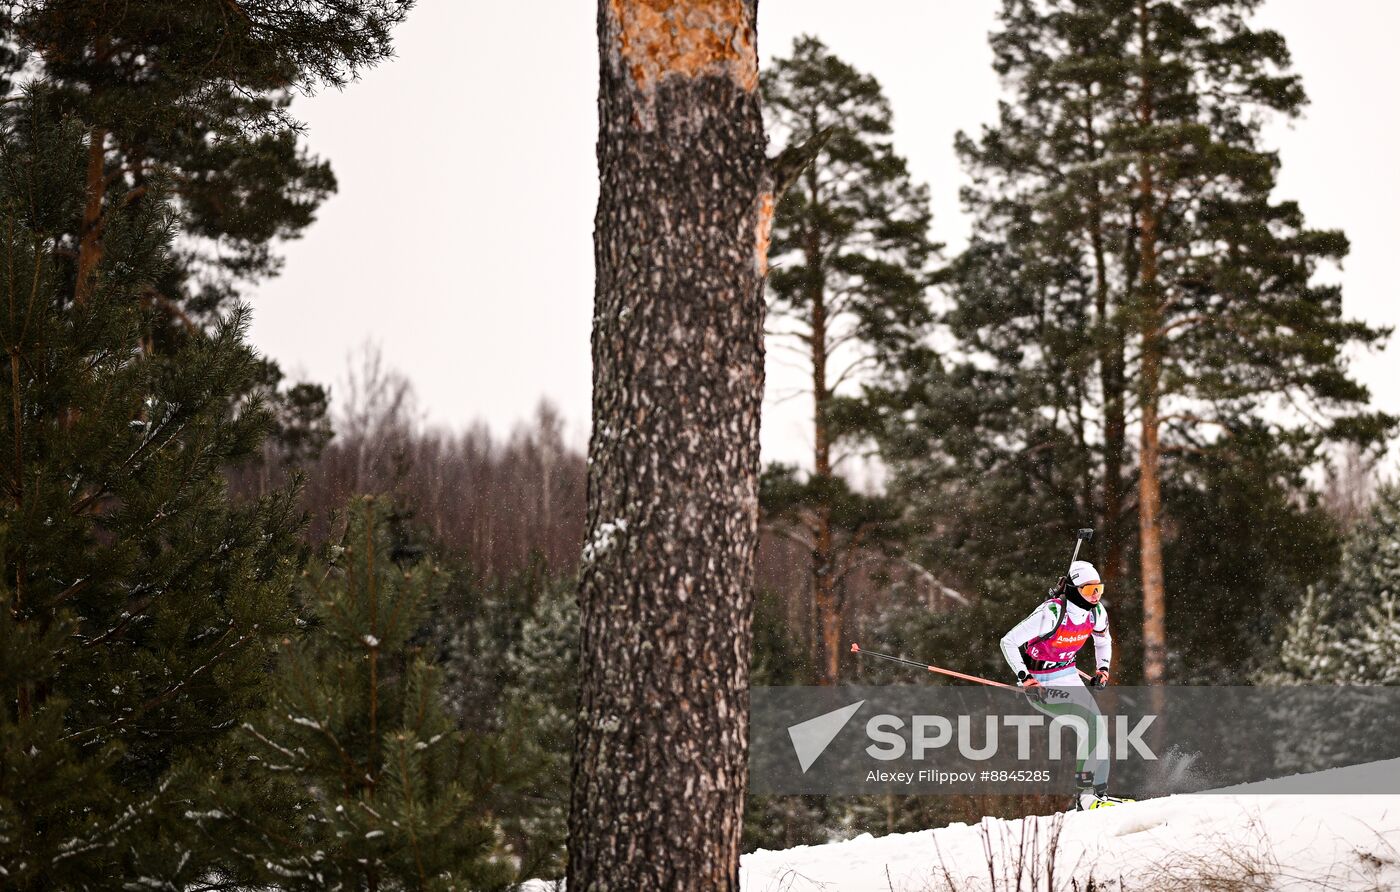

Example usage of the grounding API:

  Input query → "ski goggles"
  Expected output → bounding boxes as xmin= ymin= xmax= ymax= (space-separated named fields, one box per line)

xmin=1078 ymin=582 xmax=1105 ymax=600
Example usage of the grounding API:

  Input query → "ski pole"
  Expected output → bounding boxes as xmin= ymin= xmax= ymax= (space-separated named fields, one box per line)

xmin=850 ymin=643 xmax=1069 ymax=701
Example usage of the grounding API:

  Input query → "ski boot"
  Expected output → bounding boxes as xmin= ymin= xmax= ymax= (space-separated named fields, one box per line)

xmin=1075 ymin=782 xmax=1135 ymax=811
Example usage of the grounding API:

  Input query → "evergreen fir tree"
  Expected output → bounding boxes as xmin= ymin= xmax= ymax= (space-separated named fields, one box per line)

xmin=761 ymin=36 xmax=939 ymax=685
xmin=496 ymin=580 xmax=578 ymax=881
xmin=1258 ymin=486 xmax=1400 ymax=779
xmin=425 ymin=558 xmax=581 ymax=882
xmin=1266 ymin=587 xmax=1343 ymax=685
xmin=1161 ymin=428 xmax=1341 ymax=679
xmin=227 ymin=496 xmax=511 ymax=890
xmin=1265 ymin=485 xmax=1400 ymax=685
xmin=0 ymin=97 xmax=303 ymax=888
xmin=439 ymin=556 xmax=555 ymax=736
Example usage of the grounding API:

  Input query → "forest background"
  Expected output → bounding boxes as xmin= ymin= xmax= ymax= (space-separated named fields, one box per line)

xmin=2 ymin=0 xmax=1399 ymax=888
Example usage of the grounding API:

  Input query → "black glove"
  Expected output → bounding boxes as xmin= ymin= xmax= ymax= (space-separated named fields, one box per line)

xmin=1089 ymin=667 xmax=1110 ymax=690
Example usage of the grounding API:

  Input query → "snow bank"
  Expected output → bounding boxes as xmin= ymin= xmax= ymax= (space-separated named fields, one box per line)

xmin=529 ymin=761 xmax=1400 ymax=890
xmin=746 ymin=758 xmax=1400 ymax=890
xmin=744 ymin=794 xmax=1400 ymax=890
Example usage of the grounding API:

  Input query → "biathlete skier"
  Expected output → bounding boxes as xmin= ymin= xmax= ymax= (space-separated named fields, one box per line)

xmin=999 ymin=560 xmax=1125 ymax=811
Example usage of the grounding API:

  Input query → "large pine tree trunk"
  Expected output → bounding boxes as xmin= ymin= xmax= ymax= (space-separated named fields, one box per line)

xmin=1135 ymin=0 xmax=1168 ymax=687
xmin=569 ymin=2 xmax=768 ymax=889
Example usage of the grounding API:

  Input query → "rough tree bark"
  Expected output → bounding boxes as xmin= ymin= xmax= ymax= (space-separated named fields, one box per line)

xmin=569 ymin=1 xmax=769 ymax=889
xmin=1134 ymin=0 xmax=1168 ymax=687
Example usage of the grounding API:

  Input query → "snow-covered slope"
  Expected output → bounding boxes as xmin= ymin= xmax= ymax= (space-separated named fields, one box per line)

xmin=527 ymin=761 xmax=1400 ymax=890
xmin=744 ymin=793 xmax=1400 ymax=890
xmin=744 ymin=759 xmax=1400 ymax=892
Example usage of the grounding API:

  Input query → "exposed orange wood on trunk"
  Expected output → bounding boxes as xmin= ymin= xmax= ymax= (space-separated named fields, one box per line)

xmin=754 ymin=190 xmax=774 ymax=276
xmin=607 ymin=0 xmax=758 ymax=93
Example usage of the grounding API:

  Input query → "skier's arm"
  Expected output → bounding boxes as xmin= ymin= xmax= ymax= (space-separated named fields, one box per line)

xmin=1092 ymin=607 xmax=1112 ymax=671
xmin=1000 ymin=604 xmax=1056 ymax=679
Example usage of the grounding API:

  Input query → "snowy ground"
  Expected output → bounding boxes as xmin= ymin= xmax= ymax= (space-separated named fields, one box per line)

xmin=529 ymin=761 xmax=1400 ymax=891
xmin=743 ymin=793 xmax=1400 ymax=891
xmin=746 ymin=756 xmax=1400 ymax=891
xmin=526 ymin=756 xmax=1400 ymax=890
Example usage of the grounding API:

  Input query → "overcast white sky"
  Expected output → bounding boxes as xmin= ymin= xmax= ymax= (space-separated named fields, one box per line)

xmin=249 ymin=0 xmax=1400 ymax=468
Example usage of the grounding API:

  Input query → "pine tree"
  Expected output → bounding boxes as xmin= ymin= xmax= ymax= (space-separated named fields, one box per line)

xmin=3 ymin=0 xmax=412 ymax=318
xmin=875 ymin=0 xmax=1141 ymax=607
xmin=258 ymin=359 xmax=335 ymax=468
xmin=761 ymin=36 xmax=938 ymax=685
xmin=2 ymin=1 xmax=412 ymax=459
xmin=230 ymin=358 xmax=335 ymax=497
xmin=0 ymin=97 xmax=303 ymax=888
xmin=227 ymin=497 xmax=510 ymax=891
xmin=573 ymin=1 xmax=775 ymax=887
xmin=1120 ymin=0 xmax=1390 ymax=684
xmin=898 ymin=0 xmax=1392 ymax=683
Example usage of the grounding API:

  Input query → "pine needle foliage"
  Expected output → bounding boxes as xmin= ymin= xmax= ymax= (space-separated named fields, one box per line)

xmin=0 ymin=96 xmax=302 ymax=888
xmin=1 ymin=1 xmax=414 ymax=462
xmin=882 ymin=0 xmax=1394 ymax=680
xmin=227 ymin=496 xmax=511 ymax=891
xmin=2 ymin=0 xmax=415 ymax=318
xmin=1264 ymin=485 xmax=1400 ymax=685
